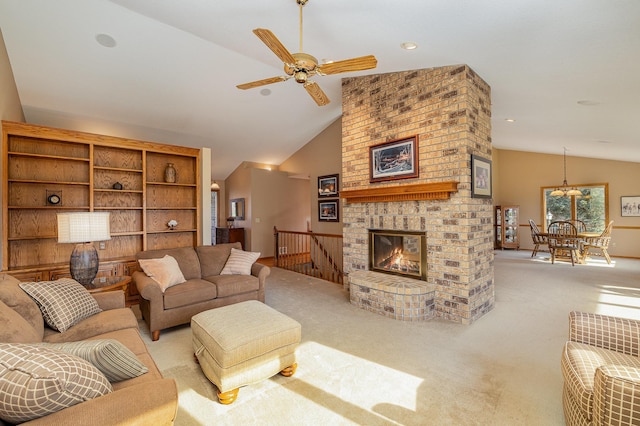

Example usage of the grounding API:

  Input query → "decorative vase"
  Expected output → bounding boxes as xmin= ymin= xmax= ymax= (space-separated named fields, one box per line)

xmin=164 ymin=163 xmax=177 ymax=183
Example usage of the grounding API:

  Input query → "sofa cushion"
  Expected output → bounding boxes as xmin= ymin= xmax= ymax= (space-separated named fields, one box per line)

xmin=0 ymin=343 xmax=112 ymax=424
xmin=196 ymin=243 xmax=242 ymax=277
xmin=19 ymin=278 xmax=102 ymax=333
xmin=0 ymin=274 xmax=44 ymax=339
xmin=220 ymin=248 xmax=261 ymax=276
xmin=208 ymin=274 xmax=260 ymax=298
xmin=561 ymin=341 xmax=640 ymax=420
xmin=0 ymin=299 xmax=42 ymax=343
xmin=138 ymin=255 xmax=186 ymax=292
xmin=38 ymin=339 xmax=148 ymax=382
xmin=137 ymin=246 xmax=202 ymax=280
xmin=163 ymin=279 xmax=217 ymax=310
xmin=43 ymin=307 xmax=139 ymax=343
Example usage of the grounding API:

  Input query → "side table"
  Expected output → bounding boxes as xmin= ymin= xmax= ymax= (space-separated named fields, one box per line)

xmin=85 ymin=275 xmax=131 ymax=295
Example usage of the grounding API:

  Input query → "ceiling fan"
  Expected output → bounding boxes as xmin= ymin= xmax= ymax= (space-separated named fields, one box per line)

xmin=236 ymin=0 xmax=377 ymax=106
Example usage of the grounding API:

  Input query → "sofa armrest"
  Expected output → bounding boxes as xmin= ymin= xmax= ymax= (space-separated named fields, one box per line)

xmin=592 ymin=365 xmax=640 ymax=424
xmin=132 ymin=270 xmax=164 ymax=301
xmin=251 ymin=263 xmax=270 ymax=302
xmin=24 ymin=378 xmax=178 ymax=426
xmin=92 ymin=290 xmax=125 ymax=311
xmin=569 ymin=311 xmax=640 ymax=356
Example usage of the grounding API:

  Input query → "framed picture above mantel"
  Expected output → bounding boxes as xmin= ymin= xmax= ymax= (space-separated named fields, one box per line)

xmin=369 ymin=136 xmax=419 ymax=183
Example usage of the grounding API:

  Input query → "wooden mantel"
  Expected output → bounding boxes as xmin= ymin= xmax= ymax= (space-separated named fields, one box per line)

xmin=340 ymin=181 xmax=459 ymax=204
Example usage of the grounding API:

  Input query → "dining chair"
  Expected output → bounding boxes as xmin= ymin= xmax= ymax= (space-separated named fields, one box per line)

xmin=547 ymin=221 xmax=582 ymax=266
xmin=583 ymin=220 xmax=614 ymax=264
xmin=570 ymin=219 xmax=587 ymax=233
xmin=528 ymin=219 xmax=548 ymax=257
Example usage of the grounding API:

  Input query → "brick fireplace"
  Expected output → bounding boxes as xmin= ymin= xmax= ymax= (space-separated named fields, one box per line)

xmin=341 ymin=65 xmax=495 ymax=324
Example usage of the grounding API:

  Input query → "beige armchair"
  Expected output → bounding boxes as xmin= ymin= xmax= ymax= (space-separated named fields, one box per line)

xmin=561 ymin=311 xmax=640 ymax=425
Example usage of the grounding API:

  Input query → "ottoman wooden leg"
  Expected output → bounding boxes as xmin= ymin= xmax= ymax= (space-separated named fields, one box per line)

xmin=280 ymin=363 xmax=298 ymax=377
xmin=217 ymin=388 xmax=239 ymax=405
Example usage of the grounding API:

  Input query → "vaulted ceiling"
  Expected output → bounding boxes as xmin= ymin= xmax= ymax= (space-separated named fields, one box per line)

xmin=1 ymin=0 xmax=638 ymax=180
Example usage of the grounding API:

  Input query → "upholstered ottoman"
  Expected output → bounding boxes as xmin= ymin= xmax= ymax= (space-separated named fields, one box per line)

xmin=191 ymin=300 xmax=301 ymax=404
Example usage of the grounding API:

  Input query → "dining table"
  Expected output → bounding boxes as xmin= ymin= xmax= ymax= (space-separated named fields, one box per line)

xmin=539 ymin=231 xmax=598 ymax=265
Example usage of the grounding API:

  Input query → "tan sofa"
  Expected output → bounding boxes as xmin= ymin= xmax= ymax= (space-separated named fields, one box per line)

xmin=561 ymin=311 xmax=640 ymax=425
xmin=133 ymin=243 xmax=270 ymax=341
xmin=0 ymin=273 xmax=178 ymax=425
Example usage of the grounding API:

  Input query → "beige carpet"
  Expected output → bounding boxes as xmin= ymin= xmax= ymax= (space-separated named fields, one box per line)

xmin=138 ymin=250 xmax=640 ymax=425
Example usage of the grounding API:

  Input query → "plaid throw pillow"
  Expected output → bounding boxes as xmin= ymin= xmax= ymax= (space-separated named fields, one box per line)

xmin=0 ymin=343 xmax=112 ymax=423
xmin=19 ymin=278 xmax=102 ymax=332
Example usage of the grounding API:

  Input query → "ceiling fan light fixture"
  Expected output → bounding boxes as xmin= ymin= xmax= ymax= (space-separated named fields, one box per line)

xmin=294 ymin=70 xmax=308 ymax=83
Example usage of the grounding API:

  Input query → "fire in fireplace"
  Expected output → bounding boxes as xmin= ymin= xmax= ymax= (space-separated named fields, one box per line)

xmin=369 ymin=229 xmax=427 ymax=281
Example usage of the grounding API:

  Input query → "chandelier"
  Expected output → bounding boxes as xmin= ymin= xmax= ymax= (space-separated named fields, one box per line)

xmin=550 ymin=147 xmax=582 ymax=197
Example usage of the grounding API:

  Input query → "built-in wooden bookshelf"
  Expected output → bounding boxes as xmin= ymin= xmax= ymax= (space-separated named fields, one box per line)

xmin=2 ymin=121 xmax=202 ymax=304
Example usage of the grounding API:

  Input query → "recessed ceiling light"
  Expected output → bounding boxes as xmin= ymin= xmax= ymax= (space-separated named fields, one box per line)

xmin=95 ymin=33 xmax=116 ymax=48
xmin=260 ymin=89 xmax=271 ymax=96
xmin=505 ymin=118 xmax=516 ymax=123
xmin=597 ymin=140 xmax=612 ymax=144
xmin=577 ymin=100 xmax=601 ymax=106
xmin=401 ymin=42 xmax=417 ymax=50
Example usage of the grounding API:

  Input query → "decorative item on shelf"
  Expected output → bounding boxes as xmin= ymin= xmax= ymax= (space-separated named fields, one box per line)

xmin=46 ymin=190 xmax=62 ymax=206
xmin=56 ymin=212 xmax=111 ymax=286
xmin=164 ymin=163 xmax=177 ymax=183
xmin=550 ymin=147 xmax=582 ymax=197
xmin=112 ymin=182 xmax=123 ymax=190
xmin=227 ymin=217 xmax=235 ymax=229
xmin=167 ymin=219 xmax=178 ymax=230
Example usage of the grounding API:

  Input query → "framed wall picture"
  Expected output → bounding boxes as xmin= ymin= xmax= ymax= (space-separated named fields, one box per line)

xmin=471 ymin=155 xmax=492 ymax=198
xmin=318 ymin=200 xmax=339 ymax=222
xmin=369 ymin=136 xmax=419 ymax=183
xmin=621 ymin=196 xmax=640 ymax=217
xmin=318 ymin=174 xmax=339 ymax=197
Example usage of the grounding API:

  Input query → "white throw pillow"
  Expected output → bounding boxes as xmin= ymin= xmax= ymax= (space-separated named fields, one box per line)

xmin=138 ymin=255 xmax=186 ymax=292
xmin=220 ymin=248 xmax=261 ymax=275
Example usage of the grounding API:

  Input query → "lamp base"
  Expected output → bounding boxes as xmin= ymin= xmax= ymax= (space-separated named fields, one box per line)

xmin=69 ymin=242 xmax=99 ymax=286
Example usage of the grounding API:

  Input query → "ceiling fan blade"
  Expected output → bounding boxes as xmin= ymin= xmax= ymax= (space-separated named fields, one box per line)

xmin=304 ymin=81 xmax=330 ymax=106
xmin=317 ymin=55 xmax=378 ymax=75
xmin=236 ymin=76 xmax=288 ymax=90
xmin=253 ymin=28 xmax=296 ymax=65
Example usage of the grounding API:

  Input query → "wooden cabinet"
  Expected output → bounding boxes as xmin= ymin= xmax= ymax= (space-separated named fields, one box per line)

xmin=2 ymin=121 xmax=201 ymax=304
xmin=495 ymin=205 xmax=519 ymax=249
xmin=216 ymin=227 xmax=245 ymax=249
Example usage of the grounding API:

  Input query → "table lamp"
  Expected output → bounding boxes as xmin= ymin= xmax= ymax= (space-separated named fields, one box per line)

xmin=57 ymin=212 xmax=111 ymax=286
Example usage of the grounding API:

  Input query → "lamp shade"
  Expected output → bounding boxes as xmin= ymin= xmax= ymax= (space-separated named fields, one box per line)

xmin=57 ymin=212 xmax=111 ymax=243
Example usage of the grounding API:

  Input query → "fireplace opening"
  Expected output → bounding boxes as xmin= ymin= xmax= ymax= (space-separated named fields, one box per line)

xmin=369 ymin=229 xmax=427 ymax=281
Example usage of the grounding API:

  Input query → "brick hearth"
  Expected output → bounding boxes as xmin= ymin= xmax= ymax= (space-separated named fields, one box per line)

xmin=349 ymin=271 xmax=435 ymax=321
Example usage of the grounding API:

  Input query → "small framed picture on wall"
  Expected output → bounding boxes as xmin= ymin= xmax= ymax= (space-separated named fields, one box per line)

xmin=471 ymin=154 xmax=492 ymax=198
xmin=621 ymin=196 xmax=640 ymax=217
xmin=318 ymin=174 xmax=339 ymax=197
xmin=318 ymin=200 xmax=339 ymax=222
